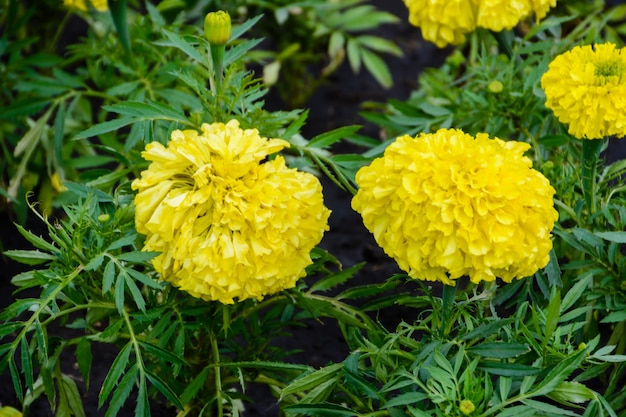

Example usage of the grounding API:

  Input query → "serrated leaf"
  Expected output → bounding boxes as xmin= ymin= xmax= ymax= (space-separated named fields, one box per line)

xmin=548 ymin=381 xmax=594 ymax=405
xmin=280 ymin=363 xmax=342 ymax=399
xmin=104 ymin=363 xmax=138 ymax=417
xmin=180 ymin=366 xmax=210 ymax=404
xmin=309 ymin=263 xmax=363 ymax=293
xmin=84 ymin=254 xmax=105 ymax=271
xmin=478 ymin=362 xmax=542 ymax=377
xmin=76 ymin=339 xmax=92 ymax=391
xmin=3 ymin=250 xmax=56 ymax=265
xmin=307 ymin=125 xmax=361 ymax=148
xmin=125 ymin=268 xmax=162 ymax=290
xmin=99 ymin=342 xmax=132 ymax=406
xmin=138 ymin=341 xmax=186 ymax=366
xmin=59 ymin=374 xmax=86 ymax=417
xmin=283 ymin=403 xmax=357 ymax=416
xmin=123 ymin=271 xmax=146 ymax=312
xmin=14 ymin=224 xmax=57 ymax=253
xmin=102 ymin=260 xmax=116 ymax=294
xmin=145 ymin=369 xmax=183 ymax=409
xmin=159 ymin=29 xmax=205 ymax=65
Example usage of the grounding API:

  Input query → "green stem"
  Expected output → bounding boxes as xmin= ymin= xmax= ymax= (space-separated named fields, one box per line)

xmin=581 ymin=139 xmax=604 ymax=215
xmin=210 ymin=332 xmax=224 ymax=417
xmin=210 ymin=44 xmax=225 ymax=94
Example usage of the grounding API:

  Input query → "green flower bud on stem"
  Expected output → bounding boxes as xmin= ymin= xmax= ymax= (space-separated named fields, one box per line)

xmin=204 ymin=11 xmax=231 ymax=93
xmin=204 ymin=11 xmax=231 ymax=46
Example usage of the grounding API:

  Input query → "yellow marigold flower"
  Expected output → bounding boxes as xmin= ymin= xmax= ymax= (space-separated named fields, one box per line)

xmin=132 ymin=119 xmax=330 ymax=304
xmin=63 ymin=0 xmax=108 ymax=12
xmin=352 ymin=128 xmax=557 ymax=285
xmin=403 ymin=0 xmax=477 ymax=48
xmin=541 ymin=43 xmax=626 ymax=139
xmin=403 ymin=0 xmax=556 ymax=48
xmin=477 ymin=0 xmax=532 ymax=32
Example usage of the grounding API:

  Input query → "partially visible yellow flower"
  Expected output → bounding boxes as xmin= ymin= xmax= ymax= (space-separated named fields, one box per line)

xmin=0 ymin=407 xmax=22 ymax=417
xmin=403 ymin=0 xmax=477 ymax=48
xmin=132 ymin=119 xmax=330 ymax=304
xmin=352 ymin=128 xmax=557 ymax=285
xmin=459 ymin=399 xmax=476 ymax=415
xmin=403 ymin=0 xmax=557 ymax=48
xmin=50 ymin=172 xmax=68 ymax=193
xmin=63 ymin=0 xmax=108 ymax=12
xmin=541 ymin=43 xmax=626 ymax=139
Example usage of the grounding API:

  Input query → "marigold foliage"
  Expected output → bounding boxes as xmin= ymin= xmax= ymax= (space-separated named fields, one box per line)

xmin=132 ymin=120 xmax=331 ymax=304
xmin=352 ymin=128 xmax=558 ymax=285
xmin=402 ymin=0 xmax=556 ymax=47
xmin=63 ymin=0 xmax=108 ymax=12
xmin=541 ymin=43 xmax=626 ymax=140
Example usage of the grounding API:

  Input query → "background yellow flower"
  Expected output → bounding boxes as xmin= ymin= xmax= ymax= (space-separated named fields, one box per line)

xmin=352 ymin=128 xmax=558 ymax=285
xmin=63 ymin=0 xmax=108 ymax=12
xmin=132 ymin=120 xmax=331 ymax=303
xmin=541 ymin=43 xmax=626 ymax=139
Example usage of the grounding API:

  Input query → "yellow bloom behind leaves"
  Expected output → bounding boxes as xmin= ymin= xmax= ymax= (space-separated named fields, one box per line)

xmin=132 ymin=120 xmax=331 ymax=304
xmin=63 ymin=0 xmax=108 ymax=12
xmin=352 ymin=128 xmax=558 ymax=285
xmin=402 ymin=0 xmax=557 ymax=47
xmin=541 ymin=43 xmax=626 ymax=140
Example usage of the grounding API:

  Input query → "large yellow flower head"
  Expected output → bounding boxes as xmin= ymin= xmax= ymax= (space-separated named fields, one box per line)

xmin=132 ymin=120 xmax=331 ymax=304
xmin=351 ymin=128 xmax=558 ymax=285
xmin=541 ymin=43 xmax=626 ymax=140
xmin=402 ymin=0 xmax=556 ymax=47
xmin=63 ymin=0 xmax=108 ymax=12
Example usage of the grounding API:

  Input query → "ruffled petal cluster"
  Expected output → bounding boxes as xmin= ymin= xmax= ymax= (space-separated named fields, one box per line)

xmin=403 ymin=0 xmax=556 ymax=47
xmin=541 ymin=43 xmax=626 ymax=139
xmin=132 ymin=120 xmax=331 ymax=303
xmin=352 ymin=128 xmax=558 ymax=285
xmin=63 ymin=0 xmax=108 ymax=11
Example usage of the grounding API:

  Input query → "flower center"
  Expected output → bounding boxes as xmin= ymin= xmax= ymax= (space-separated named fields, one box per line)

xmin=594 ymin=59 xmax=625 ymax=83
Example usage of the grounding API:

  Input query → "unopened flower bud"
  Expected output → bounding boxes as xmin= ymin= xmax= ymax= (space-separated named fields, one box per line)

xmin=459 ymin=399 xmax=475 ymax=415
xmin=204 ymin=11 xmax=231 ymax=45
xmin=488 ymin=80 xmax=504 ymax=93
xmin=98 ymin=214 xmax=111 ymax=223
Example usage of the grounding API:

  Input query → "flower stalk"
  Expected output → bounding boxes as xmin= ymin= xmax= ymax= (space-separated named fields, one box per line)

xmin=581 ymin=139 xmax=604 ymax=215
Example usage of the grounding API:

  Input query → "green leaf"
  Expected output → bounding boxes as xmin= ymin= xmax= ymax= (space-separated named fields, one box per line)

xmin=468 ymin=342 xmax=530 ymax=359
xmin=20 ymin=337 xmax=33 ymax=392
xmin=459 ymin=318 xmax=515 ymax=341
xmin=521 ymin=398 xmax=578 ymax=416
xmin=126 ymin=268 xmax=163 ymax=290
xmin=99 ymin=342 xmax=132 ymax=407
xmin=478 ymin=362 xmax=542 ymax=377
xmin=384 ymin=392 xmax=429 ymax=408
xmin=309 ymin=263 xmax=364 ymax=293
xmin=530 ymin=350 xmax=586 ymax=397
xmin=103 ymin=100 xmax=186 ymax=121
xmin=356 ymin=35 xmax=402 ymax=56
xmin=180 ymin=366 xmax=210 ymax=404
xmin=117 ymin=251 xmax=159 ymax=263
xmin=547 ymin=381 xmax=594 ymax=405
xmin=102 ymin=260 xmax=116 ymax=294
xmin=115 ymin=270 xmax=126 ymax=314
xmin=123 ymin=271 xmax=146 ymax=312
xmin=84 ymin=254 xmax=105 ymax=271
xmin=600 ymin=310 xmax=626 ymax=323
xmin=59 ymin=374 xmax=86 ymax=417
xmin=307 ymin=125 xmax=361 ymax=148
xmin=138 ymin=341 xmax=186 ymax=367
xmin=560 ymin=273 xmax=592 ymax=314
xmin=283 ymin=403 xmax=357 ymax=416
xmin=76 ymin=339 xmax=92 ymax=391
xmin=3 ymin=250 xmax=56 ymax=265
xmin=109 ymin=0 xmax=131 ymax=53
xmin=145 ymin=369 xmax=184 ymax=409
xmin=361 ymin=47 xmax=393 ymax=88
xmin=73 ymin=117 xmax=136 ymax=140
xmin=159 ymin=29 xmax=206 ymax=65
xmin=104 ymin=364 xmax=138 ymax=417
xmin=594 ymin=231 xmax=626 ymax=243
xmin=280 ymin=363 xmax=342 ymax=399
xmin=14 ymin=224 xmax=57 ymax=253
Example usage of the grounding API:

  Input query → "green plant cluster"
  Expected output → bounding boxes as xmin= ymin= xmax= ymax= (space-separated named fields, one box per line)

xmin=1 ymin=0 xmax=626 ymax=416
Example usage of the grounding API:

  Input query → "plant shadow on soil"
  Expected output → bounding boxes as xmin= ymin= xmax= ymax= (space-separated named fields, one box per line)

xmin=3 ymin=1 xmax=626 ymax=416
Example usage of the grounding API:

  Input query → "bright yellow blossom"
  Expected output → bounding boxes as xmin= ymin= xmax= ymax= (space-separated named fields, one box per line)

xmin=132 ymin=119 xmax=330 ymax=304
xmin=63 ymin=0 xmax=108 ymax=12
xmin=541 ymin=43 xmax=626 ymax=139
xmin=402 ymin=0 xmax=557 ymax=48
xmin=352 ymin=128 xmax=557 ymax=285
